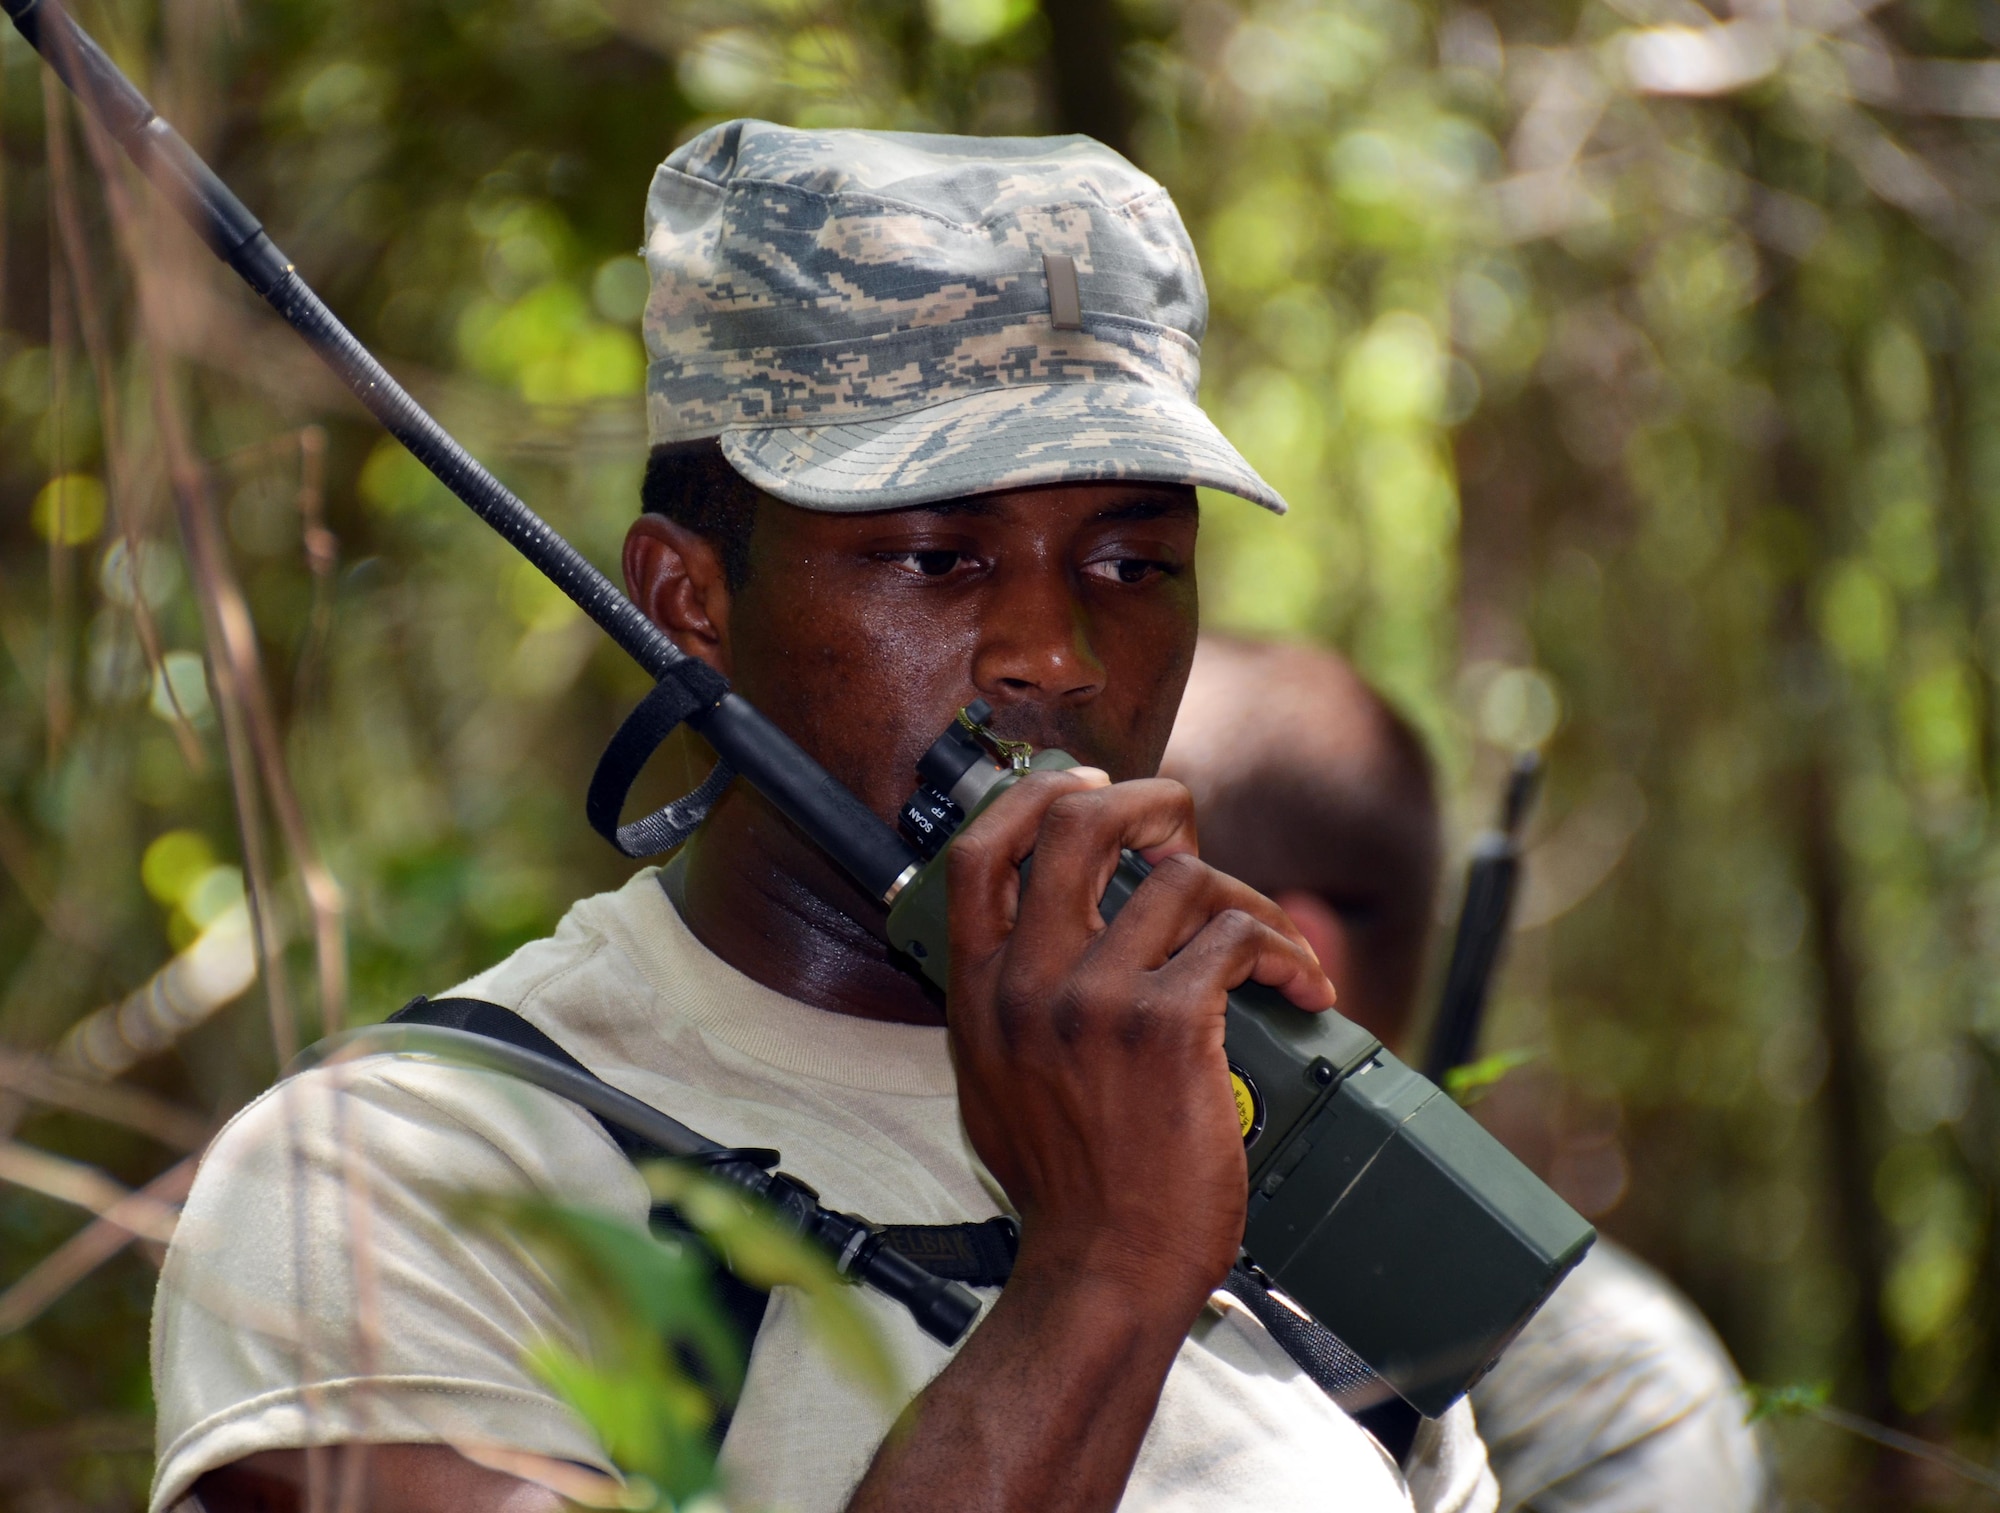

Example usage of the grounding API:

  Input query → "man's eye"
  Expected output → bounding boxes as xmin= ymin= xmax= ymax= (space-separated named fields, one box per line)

xmin=1084 ymin=558 xmax=1174 ymax=585
xmin=884 ymin=550 xmax=970 ymax=577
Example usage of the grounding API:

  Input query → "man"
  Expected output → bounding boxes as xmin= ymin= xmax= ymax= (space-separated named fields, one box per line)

xmin=1160 ymin=638 xmax=1442 ymax=1048
xmin=150 ymin=127 xmax=1497 ymax=1512
xmin=1162 ymin=635 xmax=1773 ymax=1513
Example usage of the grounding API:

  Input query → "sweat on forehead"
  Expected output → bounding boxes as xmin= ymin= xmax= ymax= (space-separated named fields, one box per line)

xmin=895 ymin=483 xmax=1198 ymax=521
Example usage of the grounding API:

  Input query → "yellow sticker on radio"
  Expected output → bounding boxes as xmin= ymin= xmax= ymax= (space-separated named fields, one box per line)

xmin=1229 ymin=1065 xmax=1263 ymax=1145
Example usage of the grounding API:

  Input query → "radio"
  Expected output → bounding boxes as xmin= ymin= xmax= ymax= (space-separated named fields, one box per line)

xmin=887 ymin=702 xmax=1595 ymax=1418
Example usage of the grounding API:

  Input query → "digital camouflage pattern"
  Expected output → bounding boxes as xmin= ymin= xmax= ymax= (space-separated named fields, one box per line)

xmin=643 ymin=120 xmax=1287 ymax=513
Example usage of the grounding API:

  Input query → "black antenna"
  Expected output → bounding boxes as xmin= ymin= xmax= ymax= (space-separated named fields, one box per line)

xmin=3 ymin=0 xmax=919 ymax=905
xmin=1423 ymin=751 xmax=1541 ymax=1082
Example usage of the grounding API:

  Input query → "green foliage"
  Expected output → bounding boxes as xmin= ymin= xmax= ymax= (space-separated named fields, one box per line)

xmin=457 ymin=1193 xmax=738 ymax=1507
xmin=458 ymin=1160 xmax=895 ymax=1507
xmin=641 ymin=1163 xmax=900 ymax=1406
xmin=5 ymin=0 xmax=2000 ymax=1506
xmin=1443 ymin=1047 xmax=1540 ymax=1104
xmin=1744 ymin=1379 xmax=1833 ymax=1424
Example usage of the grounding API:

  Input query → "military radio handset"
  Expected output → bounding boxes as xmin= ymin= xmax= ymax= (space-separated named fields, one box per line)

xmin=886 ymin=703 xmax=1594 ymax=1418
xmin=13 ymin=0 xmax=1592 ymax=1415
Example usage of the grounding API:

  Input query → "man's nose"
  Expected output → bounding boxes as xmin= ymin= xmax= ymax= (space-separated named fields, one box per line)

xmin=970 ymin=561 xmax=1105 ymax=705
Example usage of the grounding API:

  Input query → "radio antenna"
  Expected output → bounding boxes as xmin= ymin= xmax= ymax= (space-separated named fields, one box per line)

xmin=1423 ymin=750 xmax=1542 ymax=1082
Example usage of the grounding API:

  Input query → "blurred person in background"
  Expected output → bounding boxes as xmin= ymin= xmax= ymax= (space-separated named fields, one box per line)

xmin=1162 ymin=634 xmax=1773 ymax=1513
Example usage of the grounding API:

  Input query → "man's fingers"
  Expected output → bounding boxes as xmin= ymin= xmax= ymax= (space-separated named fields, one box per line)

xmin=945 ymin=768 xmax=1111 ymax=962
xmin=1096 ymin=852 xmax=1334 ymax=1003
xmin=1154 ymin=908 xmax=1338 ymax=1013
xmin=944 ymin=773 xmax=1334 ymax=1020
xmin=949 ymin=773 xmax=1198 ymax=963
xmin=1011 ymin=779 xmax=1201 ymax=947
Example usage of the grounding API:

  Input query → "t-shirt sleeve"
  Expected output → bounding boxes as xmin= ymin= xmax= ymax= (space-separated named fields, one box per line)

xmin=149 ymin=1058 xmax=650 ymax=1513
xmin=1469 ymin=1243 xmax=1771 ymax=1513
xmin=1407 ymin=1399 xmax=1501 ymax=1513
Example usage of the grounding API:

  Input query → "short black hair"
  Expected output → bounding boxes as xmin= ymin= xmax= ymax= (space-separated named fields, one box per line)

xmin=640 ymin=439 xmax=760 ymax=590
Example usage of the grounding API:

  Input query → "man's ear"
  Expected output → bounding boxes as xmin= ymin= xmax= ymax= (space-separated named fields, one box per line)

xmin=624 ymin=514 xmax=732 ymax=675
xmin=1274 ymin=888 xmax=1368 ymax=1035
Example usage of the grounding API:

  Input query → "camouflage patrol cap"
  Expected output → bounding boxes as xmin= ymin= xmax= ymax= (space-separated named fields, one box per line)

xmin=643 ymin=120 xmax=1287 ymax=514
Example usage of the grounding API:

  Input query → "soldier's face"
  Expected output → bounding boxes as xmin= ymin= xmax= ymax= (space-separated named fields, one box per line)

xmin=693 ymin=481 xmax=1200 ymax=829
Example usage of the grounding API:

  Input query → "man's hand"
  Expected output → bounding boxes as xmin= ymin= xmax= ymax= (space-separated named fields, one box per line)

xmin=949 ymin=769 xmax=1335 ymax=1309
xmin=847 ymin=771 xmax=1335 ymax=1513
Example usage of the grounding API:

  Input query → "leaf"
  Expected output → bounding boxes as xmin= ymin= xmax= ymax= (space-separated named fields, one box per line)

xmin=453 ymin=1160 xmax=901 ymax=1503
xmin=642 ymin=1161 xmax=901 ymax=1406
xmin=452 ymin=1190 xmax=739 ymax=1504
xmin=1742 ymin=1380 xmax=1832 ymax=1423
xmin=522 ymin=1340 xmax=697 ymax=1505
xmin=1442 ymin=1047 xmax=1540 ymax=1103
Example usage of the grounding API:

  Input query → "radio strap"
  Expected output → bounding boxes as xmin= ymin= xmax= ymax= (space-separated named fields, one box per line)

xmin=1221 ymin=1266 xmax=1423 ymax=1463
xmin=586 ymin=662 xmax=735 ymax=858
xmin=386 ymin=995 xmax=1420 ymax=1463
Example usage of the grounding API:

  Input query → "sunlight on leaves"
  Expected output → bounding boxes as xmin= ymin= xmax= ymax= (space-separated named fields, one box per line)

xmin=1443 ymin=1047 xmax=1541 ymax=1104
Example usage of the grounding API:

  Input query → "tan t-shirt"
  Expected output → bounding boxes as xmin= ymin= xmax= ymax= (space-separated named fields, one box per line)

xmin=151 ymin=870 xmax=1496 ymax=1513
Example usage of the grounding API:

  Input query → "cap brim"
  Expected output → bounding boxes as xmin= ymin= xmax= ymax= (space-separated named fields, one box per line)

xmin=717 ymin=382 xmax=1288 ymax=515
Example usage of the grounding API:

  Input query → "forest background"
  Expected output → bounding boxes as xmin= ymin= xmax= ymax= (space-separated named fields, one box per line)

xmin=2 ymin=0 xmax=1997 ymax=1506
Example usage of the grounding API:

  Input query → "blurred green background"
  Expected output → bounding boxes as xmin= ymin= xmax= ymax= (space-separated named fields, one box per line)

xmin=3 ymin=0 xmax=1999 ymax=1506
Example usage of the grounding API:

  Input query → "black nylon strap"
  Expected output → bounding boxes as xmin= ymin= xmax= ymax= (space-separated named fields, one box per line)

xmin=388 ymin=995 xmax=778 ymax=1372
xmin=1222 ymin=1266 xmax=1383 ymax=1406
xmin=387 ymin=996 xmax=672 ymax=1161
xmin=1222 ymin=1266 xmax=1424 ymax=1465
xmin=388 ymin=997 xmax=1017 ymax=1286
xmin=876 ymin=1217 xmax=1018 ymax=1287
xmin=586 ymin=662 xmax=734 ymax=857
xmin=386 ymin=997 xmax=1419 ymax=1458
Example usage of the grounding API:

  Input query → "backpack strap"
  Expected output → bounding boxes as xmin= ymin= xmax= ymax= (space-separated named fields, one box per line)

xmin=388 ymin=995 xmax=781 ymax=1361
xmin=389 ymin=996 xmax=1418 ymax=1461
xmin=385 ymin=996 xmax=1019 ymax=1283
xmin=874 ymin=1216 xmax=1018 ymax=1286
xmin=388 ymin=996 xmax=672 ymax=1161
